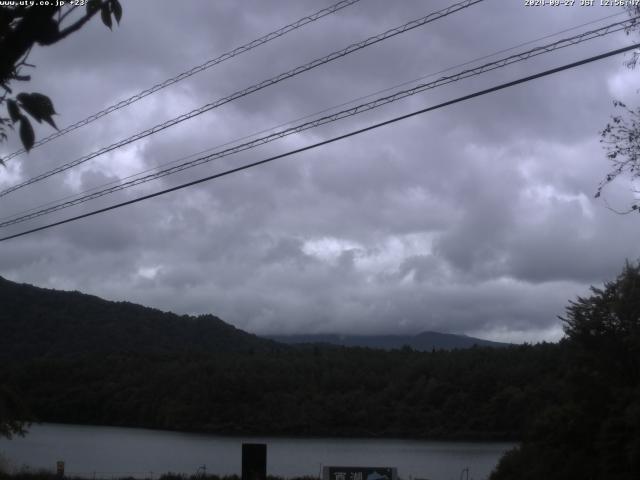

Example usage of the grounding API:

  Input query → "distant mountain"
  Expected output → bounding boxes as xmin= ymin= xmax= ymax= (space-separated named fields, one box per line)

xmin=1 ymin=277 xmax=561 ymax=442
xmin=0 ymin=274 xmax=505 ymax=363
xmin=0 ymin=276 xmax=279 ymax=359
xmin=267 ymin=331 xmax=509 ymax=351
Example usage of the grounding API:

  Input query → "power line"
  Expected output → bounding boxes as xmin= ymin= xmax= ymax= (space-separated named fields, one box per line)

xmin=2 ymin=8 xmax=623 ymax=225
xmin=0 ymin=0 xmax=363 ymax=164
xmin=1 ymin=16 xmax=631 ymax=226
xmin=0 ymin=0 xmax=484 ymax=199
xmin=3 ymin=9 xmax=625 ymax=225
xmin=1 ymin=16 xmax=634 ymax=228
xmin=1 ymin=42 xmax=637 ymax=243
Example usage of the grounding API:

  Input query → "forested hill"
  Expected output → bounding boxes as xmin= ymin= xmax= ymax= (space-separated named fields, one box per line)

xmin=0 ymin=276 xmax=278 ymax=359
xmin=268 ymin=331 xmax=508 ymax=351
xmin=0 ymin=275 xmax=505 ymax=359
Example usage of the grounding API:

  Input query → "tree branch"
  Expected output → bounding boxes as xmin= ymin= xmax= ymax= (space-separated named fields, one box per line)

xmin=55 ymin=2 xmax=107 ymax=42
xmin=0 ymin=6 xmax=58 ymax=80
xmin=57 ymin=5 xmax=78 ymax=25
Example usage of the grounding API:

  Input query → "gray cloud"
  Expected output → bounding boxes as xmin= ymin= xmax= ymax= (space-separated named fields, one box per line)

xmin=1 ymin=0 xmax=640 ymax=344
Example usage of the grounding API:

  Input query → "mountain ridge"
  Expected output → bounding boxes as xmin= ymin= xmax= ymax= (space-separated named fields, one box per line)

xmin=0 ymin=275 xmax=278 ymax=359
xmin=267 ymin=331 xmax=509 ymax=351
xmin=0 ymin=275 xmax=507 ymax=358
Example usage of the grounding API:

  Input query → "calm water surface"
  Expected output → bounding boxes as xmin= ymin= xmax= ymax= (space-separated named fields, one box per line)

xmin=0 ymin=424 xmax=514 ymax=480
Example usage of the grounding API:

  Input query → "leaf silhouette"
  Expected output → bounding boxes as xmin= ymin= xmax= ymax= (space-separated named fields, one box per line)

xmin=111 ymin=0 xmax=122 ymax=24
xmin=19 ymin=117 xmax=35 ymax=152
xmin=7 ymin=100 xmax=20 ymax=123
xmin=17 ymin=92 xmax=58 ymax=129
xmin=101 ymin=4 xmax=112 ymax=29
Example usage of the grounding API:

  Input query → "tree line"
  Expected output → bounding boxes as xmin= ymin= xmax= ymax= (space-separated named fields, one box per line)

xmin=1 ymin=342 xmax=562 ymax=441
xmin=2 ymin=263 xmax=639 ymax=478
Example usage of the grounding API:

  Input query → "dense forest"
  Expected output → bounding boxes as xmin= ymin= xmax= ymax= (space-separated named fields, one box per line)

xmin=0 ymin=343 xmax=563 ymax=440
xmin=0 ymin=275 xmax=558 ymax=440
xmin=491 ymin=263 xmax=640 ymax=480
xmin=1 ymin=263 xmax=640 ymax=479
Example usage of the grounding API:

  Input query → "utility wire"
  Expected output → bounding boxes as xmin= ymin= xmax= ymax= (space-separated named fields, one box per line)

xmin=0 ymin=0 xmax=363 ymax=164
xmin=0 ymin=0 xmax=484 ymax=199
xmin=2 ymin=9 xmax=625 ymax=226
xmin=1 ymin=42 xmax=637 ymax=243
xmin=0 ymin=17 xmax=634 ymax=228
xmin=2 ymin=9 xmax=624 ymax=224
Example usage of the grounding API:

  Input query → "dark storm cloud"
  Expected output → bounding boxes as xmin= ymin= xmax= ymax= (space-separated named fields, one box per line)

xmin=1 ymin=0 xmax=640 ymax=343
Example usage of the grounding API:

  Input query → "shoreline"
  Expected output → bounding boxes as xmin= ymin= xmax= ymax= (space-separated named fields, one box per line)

xmin=10 ymin=421 xmax=520 ymax=444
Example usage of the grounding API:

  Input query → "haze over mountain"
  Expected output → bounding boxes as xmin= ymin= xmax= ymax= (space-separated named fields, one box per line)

xmin=268 ymin=332 xmax=509 ymax=351
xmin=0 ymin=276 xmax=510 ymax=359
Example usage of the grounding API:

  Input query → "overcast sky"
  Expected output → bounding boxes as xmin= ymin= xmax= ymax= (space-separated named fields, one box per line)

xmin=1 ymin=0 xmax=640 ymax=343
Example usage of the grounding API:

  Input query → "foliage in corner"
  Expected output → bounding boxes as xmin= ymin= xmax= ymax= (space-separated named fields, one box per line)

xmin=491 ymin=261 xmax=640 ymax=480
xmin=598 ymin=5 xmax=640 ymax=212
xmin=0 ymin=0 xmax=122 ymax=162
xmin=599 ymin=101 xmax=640 ymax=213
xmin=0 ymin=0 xmax=122 ymax=442
xmin=0 ymin=384 xmax=30 ymax=439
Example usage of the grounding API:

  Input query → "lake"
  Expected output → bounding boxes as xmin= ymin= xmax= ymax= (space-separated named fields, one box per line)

xmin=0 ymin=424 xmax=514 ymax=480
